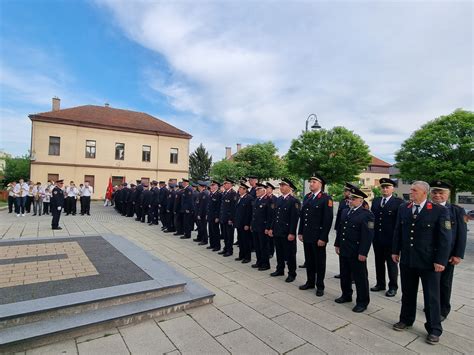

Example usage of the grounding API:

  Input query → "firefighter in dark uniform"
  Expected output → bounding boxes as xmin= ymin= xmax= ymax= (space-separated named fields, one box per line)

xmin=158 ymin=181 xmax=168 ymax=229
xmin=140 ymin=183 xmax=152 ymax=223
xmin=332 ymin=183 xmax=353 ymax=276
xmin=392 ymin=181 xmax=452 ymax=345
xmin=269 ymin=178 xmax=300 ymax=282
xmin=251 ymin=183 xmax=271 ymax=270
xmin=207 ymin=180 xmax=222 ymax=251
xmin=149 ymin=180 xmax=160 ymax=225
xmin=195 ymin=181 xmax=210 ymax=245
xmin=298 ymin=174 xmax=333 ymax=296
xmin=370 ymin=178 xmax=403 ymax=297
xmin=126 ymin=183 xmax=136 ymax=217
xmin=50 ymin=179 xmax=65 ymax=230
xmin=265 ymin=182 xmax=278 ymax=258
xmin=334 ymin=185 xmax=374 ymax=312
xmin=134 ymin=180 xmax=143 ymax=221
xmin=235 ymin=181 xmax=254 ymax=263
xmin=248 ymin=176 xmax=258 ymax=198
xmin=180 ymin=178 xmax=195 ymax=239
xmin=430 ymin=180 xmax=467 ymax=321
xmin=219 ymin=178 xmax=238 ymax=257
xmin=164 ymin=182 xmax=177 ymax=233
xmin=173 ymin=183 xmax=184 ymax=235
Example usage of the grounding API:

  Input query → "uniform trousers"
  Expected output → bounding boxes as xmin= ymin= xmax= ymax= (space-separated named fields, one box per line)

xmin=253 ymin=230 xmax=269 ymax=267
xmin=8 ymin=196 xmax=15 ymax=213
xmin=237 ymin=228 xmax=252 ymax=260
xmin=82 ymin=196 xmax=91 ymax=215
xmin=221 ymin=222 xmax=235 ymax=254
xmin=66 ymin=197 xmax=76 ymax=215
xmin=208 ymin=220 xmax=221 ymax=249
xmin=373 ymin=239 xmax=399 ymax=290
xmin=174 ymin=212 xmax=183 ymax=234
xmin=183 ymin=212 xmax=194 ymax=237
xmin=51 ymin=206 xmax=61 ymax=228
xmin=274 ymin=236 xmax=297 ymax=276
xmin=440 ymin=262 xmax=455 ymax=317
xmin=339 ymin=255 xmax=370 ymax=306
xmin=399 ymin=264 xmax=442 ymax=336
xmin=197 ymin=217 xmax=208 ymax=243
xmin=303 ymin=243 xmax=327 ymax=289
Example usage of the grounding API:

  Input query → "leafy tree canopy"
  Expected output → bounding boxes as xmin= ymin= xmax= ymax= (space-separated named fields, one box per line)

xmin=189 ymin=143 xmax=212 ymax=181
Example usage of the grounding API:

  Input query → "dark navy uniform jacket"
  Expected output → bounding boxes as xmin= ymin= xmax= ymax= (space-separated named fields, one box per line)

xmin=393 ymin=201 xmax=452 ymax=269
xmin=335 ymin=197 xmax=350 ymax=232
xmin=151 ymin=187 xmax=160 ymax=207
xmin=271 ymin=195 xmax=300 ymax=237
xmin=371 ymin=196 xmax=403 ymax=247
xmin=158 ymin=187 xmax=168 ymax=208
xmin=181 ymin=186 xmax=195 ymax=213
xmin=207 ymin=191 xmax=222 ymax=221
xmin=197 ymin=190 xmax=210 ymax=218
xmin=298 ymin=192 xmax=334 ymax=243
xmin=265 ymin=195 xmax=278 ymax=230
xmin=251 ymin=196 xmax=270 ymax=232
xmin=219 ymin=188 xmax=238 ymax=224
xmin=166 ymin=189 xmax=176 ymax=212
xmin=173 ymin=189 xmax=183 ymax=213
xmin=50 ymin=186 xmax=65 ymax=209
xmin=445 ymin=203 xmax=467 ymax=258
xmin=335 ymin=207 xmax=374 ymax=258
xmin=141 ymin=189 xmax=152 ymax=207
xmin=249 ymin=187 xmax=257 ymax=198
xmin=235 ymin=194 xmax=254 ymax=229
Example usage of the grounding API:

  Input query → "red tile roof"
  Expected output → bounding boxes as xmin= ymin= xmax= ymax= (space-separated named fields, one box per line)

xmin=370 ymin=155 xmax=392 ymax=167
xmin=29 ymin=105 xmax=192 ymax=139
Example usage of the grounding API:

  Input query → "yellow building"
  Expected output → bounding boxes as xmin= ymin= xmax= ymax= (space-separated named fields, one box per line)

xmin=29 ymin=98 xmax=192 ymax=199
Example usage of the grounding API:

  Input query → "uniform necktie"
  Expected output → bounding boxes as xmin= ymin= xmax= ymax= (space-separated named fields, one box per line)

xmin=413 ymin=204 xmax=420 ymax=217
xmin=381 ymin=198 xmax=387 ymax=207
xmin=348 ymin=208 xmax=353 ymax=216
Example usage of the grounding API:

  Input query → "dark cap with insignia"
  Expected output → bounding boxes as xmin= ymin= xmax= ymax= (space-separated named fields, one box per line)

xmin=266 ymin=182 xmax=276 ymax=190
xmin=430 ymin=180 xmax=452 ymax=191
xmin=309 ymin=173 xmax=326 ymax=185
xmin=240 ymin=181 xmax=250 ymax=189
xmin=136 ymin=179 xmax=142 ymax=184
xmin=348 ymin=185 xmax=368 ymax=199
xmin=152 ymin=180 xmax=158 ymax=185
xmin=279 ymin=178 xmax=297 ymax=190
xmin=198 ymin=180 xmax=209 ymax=187
xmin=223 ymin=177 xmax=235 ymax=184
xmin=344 ymin=182 xmax=357 ymax=191
xmin=379 ymin=178 xmax=396 ymax=187
xmin=182 ymin=178 xmax=190 ymax=182
xmin=248 ymin=175 xmax=258 ymax=179
xmin=255 ymin=182 xmax=266 ymax=189
xmin=211 ymin=180 xmax=221 ymax=186
xmin=56 ymin=179 xmax=64 ymax=183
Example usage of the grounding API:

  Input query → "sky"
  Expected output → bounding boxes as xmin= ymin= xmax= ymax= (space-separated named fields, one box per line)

xmin=0 ymin=0 xmax=472 ymax=163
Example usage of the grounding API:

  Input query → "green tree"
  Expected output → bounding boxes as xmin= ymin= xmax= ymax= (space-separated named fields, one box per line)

xmin=189 ymin=143 xmax=212 ymax=181
xmin=286 ymin=127 xmax=371 ymax=184
xmin=395 ymin=109 xmax=474 ymax=203
xmin=210 ymin=159 xmax=244 ymax=182
xmin=328 ymin=183 xmax=345 ymax=201
xmin=233 ymin=142 xmax=283 ymax=179
xmin=2 ymin=155 xmax=30 ymax=186
xmin=372 ymin=186 xmax=382 ymax=198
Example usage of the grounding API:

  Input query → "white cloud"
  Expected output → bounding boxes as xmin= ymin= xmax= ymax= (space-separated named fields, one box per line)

xmin=99 ymin=1 xmax=473 ymax=161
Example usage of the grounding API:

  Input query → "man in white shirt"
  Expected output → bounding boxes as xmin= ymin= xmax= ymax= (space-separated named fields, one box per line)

xmin=32 ymin=182 xmax=44 ymax=216
xmin=81 ymin=181 xmax=93 ymax=215
xmin=13 ymin=178 xmax=29 ymax=216
xmin=66 ymin=181 xmax=79 ymax=215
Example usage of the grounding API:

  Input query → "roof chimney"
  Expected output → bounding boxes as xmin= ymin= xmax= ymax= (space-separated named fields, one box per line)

xmin=52 ymin=97 xmax=60 ymax=111
xmin=236 ymin=143 xmax=242 ymax=152
xmin=225 ymin=147 xmax=232 ymax=159
xmin=104 ymin=103 xmax=110 ymax=107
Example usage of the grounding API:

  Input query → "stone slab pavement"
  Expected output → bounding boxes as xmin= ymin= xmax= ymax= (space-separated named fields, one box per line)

xmin=1 ymin=202 xmax=473 ymax=354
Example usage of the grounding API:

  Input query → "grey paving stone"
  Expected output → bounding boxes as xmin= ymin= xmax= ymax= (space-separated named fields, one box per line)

xmin=186 ymin=304 xmax=241 ymax=337
xmin=119 ymin=320 xmax=176 ymax=354
xmin=215 ymin=328 xmax=277 ymax=354
xmin=285 ymin=343 xmax=326 ymax=355
xmin=218 ymin=302 xmax=305 ymax=353
xmin=188 ymin=265 xmax=236 ymax=288
xmin=77 ymin=333 xmax=129 ymax=355
xmin=76 ymin=328 xmax=119 ymax=344
xmin=25 ymin=339 xmax=77 ymax=355
xmin=158 ymin=314 xmax=227 ymax=354
xmin=456 ymin=305 xmax=474 ymax=317
xmin=272 ymin=311 xmax=369 ymax=354
xmin=406 ymin=336 xmax=463 ymax=354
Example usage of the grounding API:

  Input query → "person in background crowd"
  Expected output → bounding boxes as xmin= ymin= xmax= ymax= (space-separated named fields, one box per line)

xmin=43 ymin=186 xmax=51 ymax=215
xmin=65 ymin=181 xmax=78 ymax=215
xmin=32 ymin=182 xmax=44 ymax=216
xmin=219 ymin=178 xmax=238 ymax=257
xmin=78 ymin=183 xmax=84 ymax=214
xmin=25 ymin=181 xmax=34 ymax=214
xmin=332 ymin=183 xmax=354 ymax=276
xmin=7 ymin=181 xmax=16 ymax=213
xmin=207 ymin=180 xmax=222 ymax=251
xmin=195 ymin=181 xmax=211 ymax=245
xmin=81 ymin=181 xmax=93 ymax=215
xmin=13 ymin=178 xmax=29 ymax=216
xmin=234 ymin=181 xmax=253 ymax=262
xmin=265 ymin=182 xmax=278 ymax=258
xmin=251 ymin=182 xmax=271 ymax=270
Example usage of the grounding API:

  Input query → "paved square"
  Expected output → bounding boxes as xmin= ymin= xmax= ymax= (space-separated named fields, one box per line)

xmin=0 ymin=203 xmax=472 ymax=354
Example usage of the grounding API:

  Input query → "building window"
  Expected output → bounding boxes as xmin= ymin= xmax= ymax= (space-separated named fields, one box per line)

xmin=170 ymin=148 xmax=178 ymax=164
xmin=85 ymin=140 xmax=96 ymax=158
xmin=115 ymin=143 xmax=125 ymax=160
xmin=84 ymin=175 xmax=95 ymax=188
xmin=112 ymin=176 xmax=124 ymax=187
xmin=48 ymin=136 xmax=60 ymax=156
xmin=142 ymin=145 xmax=151 ymax=162
xmin=47 ymin=174 xmax=59 ymax=183
xmin=458 ymin=195 xmax=474 ymax=204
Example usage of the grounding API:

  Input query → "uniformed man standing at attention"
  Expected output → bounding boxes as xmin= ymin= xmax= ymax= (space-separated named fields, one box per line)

xmin=158 ymin=181 xmax=168 ymax=230
xmin=195 ymin=181 xmax=210 ymax=245
xmin=298 ymin=174 xmax=333 ymax=296
xmin=269 ymin=178 xmax=300 ymax=282
xmin=248 ymin=176 xmax=258 ymax=198
xmin=207 ymin=180 xmax=222 ymax=251
xmin=265 ymin=182 xmax=278 ymax=259
xmin=392 ymin=181 xmax=451 ymax=345
xmin=430 ymin=180 xmax=467 ymax=322
xmin=251 ymin=183 xmax=271 ymax=270
xmin=219 ymin=178 xmax=238 ymax=257
xmin=370 ymin=178 xmax=403 ymax=297
xmin=334 ymin=185 xmax=374 ymax=312
xmin=234 ymin=181 xmax=254 ymax=263
xmin=332 ymin=183 xmax=353 ymax=276
xmin=180 ymin=178 xmax=195 ymax=239
xmin=50 ymin=180 xmax=65 ymax=230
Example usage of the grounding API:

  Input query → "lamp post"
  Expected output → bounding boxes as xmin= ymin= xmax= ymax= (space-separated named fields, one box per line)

xmin=302 ymin=114 xmax=322 ymax=195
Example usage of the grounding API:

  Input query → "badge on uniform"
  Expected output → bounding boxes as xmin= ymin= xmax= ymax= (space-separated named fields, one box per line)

xmin=368 ymin=221 xmax=374 ymax=229
xmin=444 ymin=220 xmax=451 ymax=230
xmin=295 ymin=203 xmax=300 ymax=209
xmin=328 ymin=200 xmax=333 ymax=207
xmin=53 ymin=191 xmax=57 ymax=194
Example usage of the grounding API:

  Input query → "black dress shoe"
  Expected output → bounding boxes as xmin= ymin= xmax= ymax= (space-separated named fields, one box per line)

xmin=285 ymin=275 xmax=296 ymax=283
xmin=206 ymin=246 xmax=213 ymax=249
xmin=258 ymin=266 xmax=270 ymax=271
xmin=213 ymin=248 xmax=221 ymax=252
xmin=251 ymin=263 xmax=260 ymax=268
xmin=334 ymin=274 xmax=341 ymax=279
xmin=270 ymin=271 xmax=284 ymax=277
xmin=370 ymin=285 xmax=386 ymax=292
xmin=299 ymin=284 xmax=315 ymax=290
xmin=193 ymin=238 xmax=201 ymax=242
xmin=235 ymin=257 xmax=243 ymax=261
xmin=426 ymin=334 xmax=439 ymax=345
xmin=393 ymin=322 xmax=411 ymax=331
xmin=299 ymin=263 xmax=306 ymax=268
xmin=335 ymin=296 xmax=352 ymax=304
xmin=352 ymin=305 xmax=367 ymax=313
xmin=241 ymin=259 xmax=251 ymax=264
xmin=233 ymin=241 xmax=239 ymax=245
xmin=198 ymin=242 xmax=207 ymax=246
xmin=385 ymin=289 xmax=397 ymax=297
xmin=223 ymin=253 xmax=232 ymax=257
xmin=218 ymin=251 xmax=226 ymax=255
xmin=316 ymin=289 xmax=324 ymax=297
